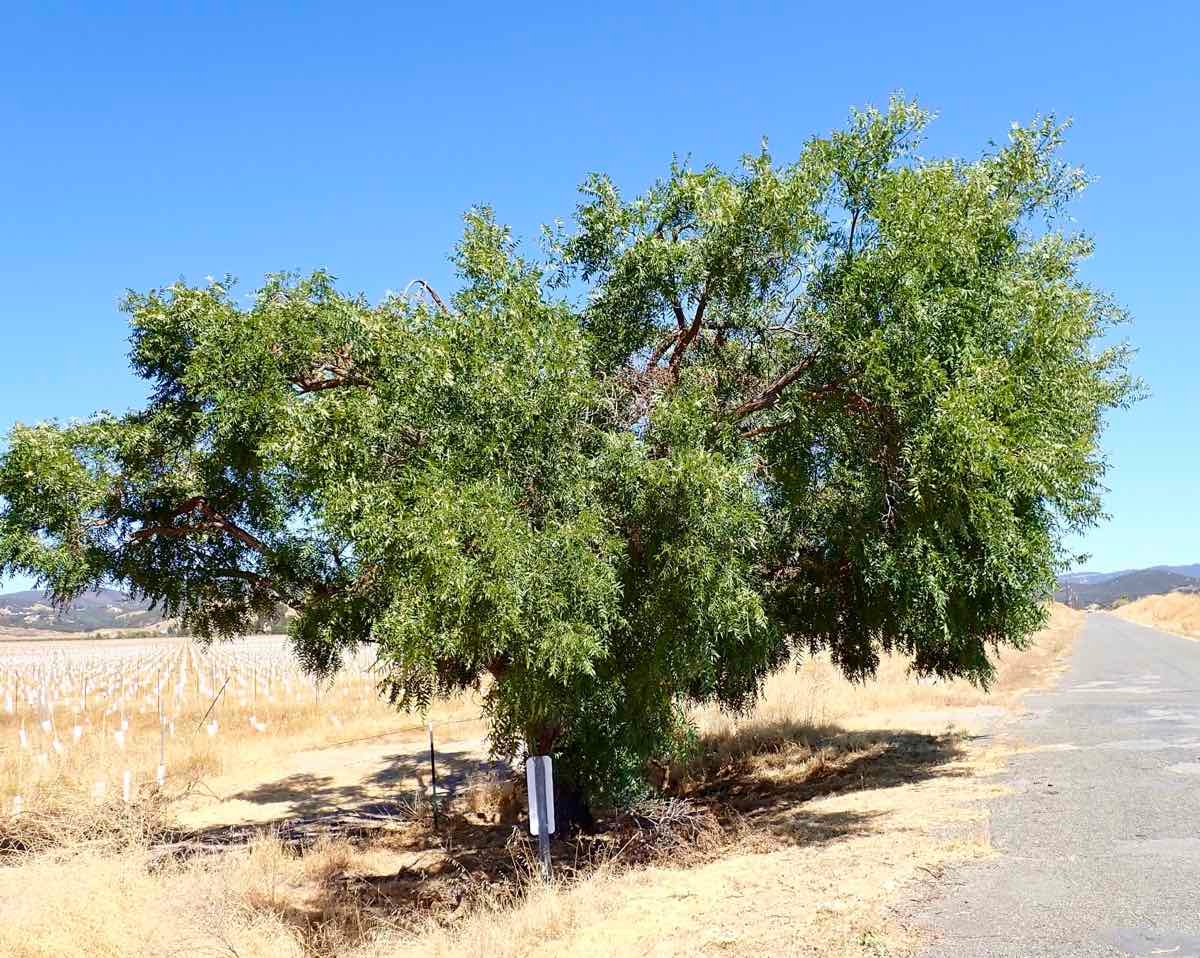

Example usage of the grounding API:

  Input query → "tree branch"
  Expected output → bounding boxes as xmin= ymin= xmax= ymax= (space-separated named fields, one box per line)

xmin=670 ymin=298 xmax=688 ymax=330
xmin=667 ymin=289 xmax=709 ymax=378
xmin=131 ymin=497 xmax=267 ymax=554
xmin=646 ymin=330 xmax=680 ymax=369
xmin=738 ymin=384 xmax=877 ymax=438
xmin=403 ymin=279 xmax=451 ymax=315
xmin=741 ymin=420 xmax=798 ymax=439
xmin=730 ymin=356 xmax=818 ymax=420
xmin=211 ymin=568 xmax=279 ymax=592
xmin=291 ymin=373 xmax=369 ymax=393
xmin=289 ymin=344 xmax=370 ymax=394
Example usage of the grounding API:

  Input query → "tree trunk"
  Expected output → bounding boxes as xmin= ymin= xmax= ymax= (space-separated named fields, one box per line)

xmin=553 ymin=775 xmax=596 ymax=834
xmin=528 ymin=723 xmax=596 ymax=834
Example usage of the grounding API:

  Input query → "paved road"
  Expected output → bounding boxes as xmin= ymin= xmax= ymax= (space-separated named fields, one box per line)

xmin=919 ymin=613 xmax=1200 ymax=957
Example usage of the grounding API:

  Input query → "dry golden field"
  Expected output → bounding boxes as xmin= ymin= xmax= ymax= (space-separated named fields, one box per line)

xmin=0 ymin=605 xmax=1083 ymax=958
xmin=1112 ymin=591 xmax=1200 ymax=639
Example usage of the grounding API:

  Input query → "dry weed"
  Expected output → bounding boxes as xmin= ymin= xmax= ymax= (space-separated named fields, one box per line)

xmin=0 ymin=780 xmax=170 ymax=854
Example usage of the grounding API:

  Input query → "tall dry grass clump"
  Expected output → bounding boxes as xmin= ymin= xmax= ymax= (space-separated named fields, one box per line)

xmin=0 ymin=840 xmax=310 ymax=958
xmin=0 ymin=781 xmax=169 ymax=854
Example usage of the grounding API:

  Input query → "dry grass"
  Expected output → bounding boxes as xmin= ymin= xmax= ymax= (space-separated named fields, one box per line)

xmin=0 ymin=781 xmax=170 ymax=855
xmin=693 ymin=602 xmax=1081 ymax=745
xmin=379 ymin=604 xmax=1084 ymax=958
xmin=377 ymin=732 xmax=1021 ymax=958
xmin=0 ymin=606 xmax=1084 ymax=958
xmin=1112 ymin=591 xmax=1200 ymax=639
xmin=0 ymin=841 xmax=311 ymax=958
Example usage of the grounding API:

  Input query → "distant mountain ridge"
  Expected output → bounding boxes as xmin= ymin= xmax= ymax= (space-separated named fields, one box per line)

xmin=6 ymin=563 xmax=1199 ymax=630
xmin=1056 ymin=564 xmax=1200 ymax=610
xmin=1060 ymin=564 xmax=1200 ymax=586
xmin=0 ymin=588 xmax=163 ymax=633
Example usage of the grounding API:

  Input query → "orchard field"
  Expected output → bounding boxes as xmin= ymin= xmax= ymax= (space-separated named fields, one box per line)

xmin=0 ymin=633 xmax=481 ymax=819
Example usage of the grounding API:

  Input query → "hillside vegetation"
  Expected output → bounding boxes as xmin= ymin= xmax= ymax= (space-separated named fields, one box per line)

xmin=0 ymin=589 xmax=162 ymax=634
xmin=1112 ymin=592 xmax=1200 ymax=639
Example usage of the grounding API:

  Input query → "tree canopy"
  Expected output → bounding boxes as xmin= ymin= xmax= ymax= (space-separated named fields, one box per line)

xmin=0 ymin=99 xmax=1136 ymax=804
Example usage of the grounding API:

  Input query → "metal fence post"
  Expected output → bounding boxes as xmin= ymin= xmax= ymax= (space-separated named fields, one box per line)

xmin=428 ymin=721 xmax=439 ymax=829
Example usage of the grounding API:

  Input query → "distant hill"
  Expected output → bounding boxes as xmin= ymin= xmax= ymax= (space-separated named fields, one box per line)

xmin=0 ymin=588 xmax=164 ymax=633
xmin=1056 ymin=568 xmax=1200 ymax=609
xmin=1059 ymin=570 xmax=1128 ymax=586
xmin=1061 ymin=563 xmax=1200 ymax=586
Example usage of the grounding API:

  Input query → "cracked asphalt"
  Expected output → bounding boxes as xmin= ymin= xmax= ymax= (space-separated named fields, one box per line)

xmin=918 ymin=613 xmax=1200 ymax=957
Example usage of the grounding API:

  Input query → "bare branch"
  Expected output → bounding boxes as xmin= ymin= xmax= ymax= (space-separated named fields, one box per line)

xmin=131 ymin=497 xmax=267 ymax=554
xmin=730 ymin=356 xmax=818 ymax=420
xmin=403 ymin=279 xmax=451 ymax=315
xmin=289 ymin=344 xmax=370 ymax=394
xmin=667 ymin=290 xmax=709 ymax=378
xmin=646 ymin=330 xmax=680 ymax=369
xmin=670 ymin=298 xmax=688 ymax=330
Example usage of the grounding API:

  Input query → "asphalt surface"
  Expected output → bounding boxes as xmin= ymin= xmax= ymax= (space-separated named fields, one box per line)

xmin=919 ymin=613 xmax=1200 ymax=957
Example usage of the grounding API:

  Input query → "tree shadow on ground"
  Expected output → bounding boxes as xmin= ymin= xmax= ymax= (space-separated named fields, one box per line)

xmin=364 ymin=744 xmax=512 ymax=791
xmin=165 ymin=720 xmax=974 ymax=950
xmin=174 ymin=741 xmax=511 ymax=849
xmin=189 ymin=742 xmax=507 ymax=822
xmin=684 ymin=724 xmax=971 ymax=845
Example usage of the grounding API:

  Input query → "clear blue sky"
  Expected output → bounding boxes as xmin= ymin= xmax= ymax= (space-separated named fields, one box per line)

xmin=1 ymin=2 xmax=1196 ymax=590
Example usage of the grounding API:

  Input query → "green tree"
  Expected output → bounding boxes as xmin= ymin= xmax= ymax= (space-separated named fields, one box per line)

xmin=0 ymin=99 xmax=1136 ymax=807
